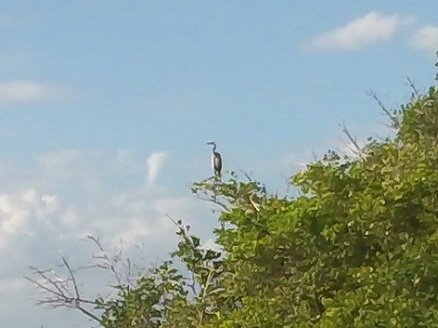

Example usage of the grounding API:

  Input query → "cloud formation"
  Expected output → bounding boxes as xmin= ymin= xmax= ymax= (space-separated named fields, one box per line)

xmin=306 ymin=12 xmax=410 ymax=51
xmin=0 ymin=149 xmax=215 ymax=327
xmin=0 ymin=80 xmax=69 ymax=103
xmin=146 ymin=151 xmax=167 ymax=187
xmin=410 ymin=25 xmax=438 ymax=54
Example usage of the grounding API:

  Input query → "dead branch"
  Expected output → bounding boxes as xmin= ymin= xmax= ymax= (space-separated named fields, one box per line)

xmin=241 ymin=171 xmax=253 ymax=182
xmin=367 ymin=89 xmax=398 ymax=128
xmin=405 ymin=76 xmax=419 ymax=97
xmin=165 ymin=214 xmax=192 ymax=244
xmin=24 ymin=260 xmax=102 ymax=325
xmin=25 ymin=235 xmax=144 ymax=326
xmin=195 ymin=194 xmax=230 ymax=212
xmin=340 ymin=122 xmax=364 ymax=158
xmin=78 ymin=235 xmax=124 ymax=286
xmin=62 ymin=257 xmax=80 ymax=304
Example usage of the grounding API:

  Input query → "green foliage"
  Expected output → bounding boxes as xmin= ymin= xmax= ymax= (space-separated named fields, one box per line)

xmin=95 ymin=71 xmax=438 ymax=327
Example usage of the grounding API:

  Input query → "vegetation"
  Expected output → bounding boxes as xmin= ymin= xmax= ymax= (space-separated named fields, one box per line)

xmin=29 ymin=60 xmax=438 ymax=327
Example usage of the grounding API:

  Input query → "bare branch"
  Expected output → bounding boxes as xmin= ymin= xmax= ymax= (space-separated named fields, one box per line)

xmin=241 ymin=171 xmax=253 ymax=182
xmin=62 ymin=257 xmax=80 ymax=304
xmin=27 ymin=267 xmax=67 ymax=298
xmin=23 ymin=275 xmax=66 ymax=300
xmin=340 ymin=122 xmax=364 ymax=158
xmin=25 ymin=235 xmax=142 ymax=326
xmin=80 ymin=235 xmax=124 ymax=286
xmin=77 ymin=306 xmax=102 ymax=324
xmin=24 ymin=264 xmax=101 ymax=325
xmin=194 ymin=194 xmax=230 ymax=212
xmin=406 ymin=76 xmax=419 ymax=97
xmin=77 ymin=263 xmax=108 ymax=270
xmin=165 ymin=214 xmax=193 ymax=245
xmin=367 ymin=89 xmax=398 ymax=127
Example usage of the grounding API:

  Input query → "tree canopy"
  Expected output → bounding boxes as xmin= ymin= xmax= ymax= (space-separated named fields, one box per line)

xmin=30 ymin=60 xmax=438 ymax=327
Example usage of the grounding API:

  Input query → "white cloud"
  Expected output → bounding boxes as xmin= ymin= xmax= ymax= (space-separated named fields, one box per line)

xmin=39 ymin=149 xmax=82 ymax=167
xmin=0 ymin=148 xmax=209 ymax=254
xmin=146 ymin=151 xmax=167 ymax=187
xmin=410 ymin=25 xmax=438 ymax=54
xmin=37 ymin=149 xmax=83 ymax=177
xmin=306 ymin=12 xmax=410 ymax=51
xmin=0 ymin=189 xmax=60 ymax=257
xmin=36 ymin=150 xmax=103 ymax=189
xmin=110 ymin=218 xmax=157 ymax=246
xmin=0 ymin=149 xmax=216 ymax=327
xmin=153 ymin=197 xmax=192 ymax=216
xmin=0 ymin=193 xmax=31 ymax=236
xmin=0 ymin=80 xmax=69 ymax=103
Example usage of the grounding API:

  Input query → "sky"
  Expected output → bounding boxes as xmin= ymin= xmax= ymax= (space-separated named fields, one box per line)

xmin=0 ymin=1 xmax=437 ymax=327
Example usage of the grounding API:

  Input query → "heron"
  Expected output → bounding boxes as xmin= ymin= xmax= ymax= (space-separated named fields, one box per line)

xmin=207 ymin=141 xmax=222 ymax=178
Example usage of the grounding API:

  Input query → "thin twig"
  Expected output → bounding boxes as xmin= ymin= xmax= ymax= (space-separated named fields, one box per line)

xmin=82 ymin=235 xmax=123 ymax=286
xmin=406 ymin=76 xmax=419 ymax=97
xmin=62 ymin=257 xmax=80 ymax=306
xmin=241 ymin=171 xmax=253 ymax=182
xmin=165 ymin=214 xmax=193 ymax=245
xmin=341 ymin=122 xmax=363 ymax=158
xmin=25 ymin=238 xmax=133 ymax=325
xmin=367 ymin=89 xmax=398 ymax=127
xmin=23 ymin=269 xmax=100 ymax=324
xmin=27 ymin=267 xmax=67 ymax=298
xmin=194 ymin=195 xmax=230 ymax=212
xmin=23 ymin=275 xmax=66 ymax=300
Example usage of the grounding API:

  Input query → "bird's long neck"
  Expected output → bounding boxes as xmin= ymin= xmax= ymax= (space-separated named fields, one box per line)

xmin=212 ymin=145 xmax=217 ymax=153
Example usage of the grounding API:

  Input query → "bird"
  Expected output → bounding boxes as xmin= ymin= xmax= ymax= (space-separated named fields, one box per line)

xmin=207 ymin=142 xmax=222 ymax=179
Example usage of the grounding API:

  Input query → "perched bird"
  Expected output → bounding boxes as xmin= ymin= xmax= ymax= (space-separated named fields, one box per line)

xmin=207 ymin=142 xmax=222 ymax=178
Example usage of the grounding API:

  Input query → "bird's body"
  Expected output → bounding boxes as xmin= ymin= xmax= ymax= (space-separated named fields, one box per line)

xmin=213 ymin=152 xmax=222 ymax=177
xmin=207 ymin=142 xmax=222 ymax=178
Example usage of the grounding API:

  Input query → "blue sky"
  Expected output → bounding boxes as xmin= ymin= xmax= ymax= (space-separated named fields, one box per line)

xmin=0 ymin=1 xmax=437 ymax=327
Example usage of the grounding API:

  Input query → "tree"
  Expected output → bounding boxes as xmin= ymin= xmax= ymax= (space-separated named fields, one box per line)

xmin=28 ymin=59 xmax=438 ymax=327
